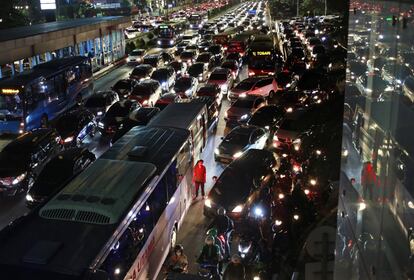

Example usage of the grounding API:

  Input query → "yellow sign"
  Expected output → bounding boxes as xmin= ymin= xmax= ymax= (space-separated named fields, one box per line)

xmin=1 ymin=89 xmax=19 ymax=95
xmin=254 ymin=51 xmax=271 ymax=56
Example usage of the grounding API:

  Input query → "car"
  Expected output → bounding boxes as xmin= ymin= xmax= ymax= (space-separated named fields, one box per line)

xmin=129 ymin=64 xmax=154 ymax=81
xmin=0 ymin=129 xmax=62 ymax=196
xmin=25 ymin=147 xmax=96 ymax=208
xmin=196 ymin=52 xmax=215 ymax=69
xmin=225 ymin=52 xmax=243 ymax=66
xmin=169 ymin=60 xmax=187 ymax=77
xmin=143 ymin=54 xmax=163 ymax=68
xmin=275 ymin=70 xmax=298 ymax=91
xmin=127 ymin=49 xmax=146 ymax=65
xmin=228 ymin=77 xmax=278 ymax=101
xmin=185 ymin=44 xmax=199 ymax=55
xmin=159 ymin=51 xmax=175 ymax=65
xmin=214 ymin=125 xmax=269 ymax=164
xmin=98 ymin=99 xmax=140 ymax=135
xmin=111 ymin=79 xmax=138 ymax=99
xmin=187 ymin=62 xmax=209 ymax=82
xmin=207 ymin=67 xmax=234 ymax=95
xmin=225 ymin=96 xmax=267 ymax=126
xmin=111 ymin=107 xmax=160 ymax=143
xmin=221 ymin=59 xmax=240 ymax=79
xmin=172 ymin=76 xmax=199 ymax=98
xmin=128 ymin=79 xmax=162 ymax=107
xmin=198 ymin=41 xmax=212 ymax=52
xmin=54 ymin=108 xmax=97 ymax=147
xmin=247 ymin=105 xmax=285 ymax=132
xmin=151 ymin=67 xmax=176 ymax=91
xmin=196 ymin=84 xmax=223 ymax=106
xmin=175 ymin=41 xmax=189 ymax=56
xmin=273 ymin=90 xmax=310 ymax=112
xmin=84 ymin=91 xmax=119 ymax=120
xmin=208 ymin=44 xmax=224 ymax=58
xmin=180 ymin=50 xmax=198 ymax=65
xmin=154 ymin=93 xmax=183 ymax=110
xmin=204 ymin=149 xmax=278 ymax=219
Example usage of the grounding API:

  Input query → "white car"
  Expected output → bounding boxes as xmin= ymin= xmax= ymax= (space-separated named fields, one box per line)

xmin=127 ymin=49 xmax=146 ymax=65
xmin=228 ymin=77 xmax=278 ymax=101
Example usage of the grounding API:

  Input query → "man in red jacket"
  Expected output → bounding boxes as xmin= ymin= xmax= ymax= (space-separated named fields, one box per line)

xmin=193 ymin=159 xmax=207 ymax=199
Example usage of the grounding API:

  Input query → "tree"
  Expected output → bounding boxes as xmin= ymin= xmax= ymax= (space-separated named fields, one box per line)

xmin=0 ymin=0 xmax=29 ymax=29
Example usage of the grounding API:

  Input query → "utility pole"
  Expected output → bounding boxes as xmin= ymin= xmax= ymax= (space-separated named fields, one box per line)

xmin=324 ymin=0 xmax=327 ymax=15
xmin=296 ymin=0 xmax=299 ymax=17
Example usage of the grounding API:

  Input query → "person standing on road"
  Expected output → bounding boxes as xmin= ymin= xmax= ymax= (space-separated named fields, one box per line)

xmin=193 ymin=159 xmax=207 ymax=199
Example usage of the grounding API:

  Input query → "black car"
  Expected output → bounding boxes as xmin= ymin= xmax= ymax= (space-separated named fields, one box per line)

xmin=247 ymin=105 xmax=285 ymax=132
xmin=130 ymin=64 xmax=154 ymax=81
xmin=187 ymin=62 xmax=209 ymax=82
xmin=214 ymin=125 xmax=269 ymax=164
xmin=196 ymin=52 xmax=215 ymax=69
xmin=175 ymin=41 xmax=189 ymax=56
xmin=159 ymin=51 xmax=175 ymax=65
xmin=225 ymin=52 xmax=243 ymax=66
xmin=198 ymin=41 xmax=212 ymax=52
xmin=196 ymin=84 xmax=223 ymax=106
xmin=275 ymin=70 xmax=297 ymax=91
xmin=54 ymin=108 xmax=97 ymax=147
xmin=112 ymin=79 xmax=138 ymax=99
xmin=180 ymin=50 xmax=198 ymax=65
xmin=111 ymin=107 xmax=160 ymax=143
xmin=98 ymin=99 xmax=140 ymax=135
xmin=0 ymin=129 xmax=62 ymax=196
xmin=84 ymin=91 xmax=119 ymax=120
xmin=208 ymin=44 xmax=224 ymax=57
xmin=143 ymin=54 xmax=162 ymax=68
xmin=204 ymin=149 xmax=277 ymax=220
xmin=25 ymin=147 xmax=95 ymax=208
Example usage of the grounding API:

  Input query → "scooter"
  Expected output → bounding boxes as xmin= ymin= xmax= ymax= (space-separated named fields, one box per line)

xmin=198 ymin=262 xmax=221 ymax=280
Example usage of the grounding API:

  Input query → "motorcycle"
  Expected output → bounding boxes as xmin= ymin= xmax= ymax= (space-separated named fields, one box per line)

xmin=198 ymin=262 xmax=220 ymax=280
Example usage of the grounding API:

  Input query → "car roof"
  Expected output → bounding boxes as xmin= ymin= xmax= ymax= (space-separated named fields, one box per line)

xmin=211 ymin=67 xmax=231 ymax=74
xmin=4 ymin=129 xmax=56 ymax=151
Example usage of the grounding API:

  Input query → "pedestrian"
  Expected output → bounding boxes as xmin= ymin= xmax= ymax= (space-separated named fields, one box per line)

xmin=193 ymin=159 xmax=207 ymax=199
xmin=361 ymin=161 xmax=376 ymax=201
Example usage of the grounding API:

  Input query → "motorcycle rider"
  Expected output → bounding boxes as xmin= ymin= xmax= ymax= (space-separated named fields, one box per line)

xmin=197 ymin=235 xmax=221 ymax=274
xmin=210 ymin=207 xmax=234 ymax=259
xmin=223 ymin=254 xmax=246 ymax=280
xmin=166 ymin=244 xmax=188 ymax=273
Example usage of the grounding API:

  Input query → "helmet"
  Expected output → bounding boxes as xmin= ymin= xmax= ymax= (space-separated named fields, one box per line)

xmin=231 ymin=254 xmax=241 ymax=263
xmin=205 ymin=235 xmax=215 ymax=244
xmin=217 ymin=207 xmax=226 ymax=216
xmin=174 ymin=244 xmax=184 ymax=253
xmin=206 ymin=227 xmax=218 ymax=237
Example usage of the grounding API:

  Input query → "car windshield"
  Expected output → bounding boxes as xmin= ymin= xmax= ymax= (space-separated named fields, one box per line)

xmin=209 ymin=73 xmax=227 ymax=80
xmin=151 ymin=70 xmax=168 ymax=80
xmin=175 ymin=78 xmax=191 ymax=89
xmin=181 ymin=52 xmax=194 ymax=59
xmin=209 ymin=46 xmax=221 ymax=54
xmin=233 ymin=99 xmax=254 ymax=108
xmin=107 ymin=103 xmax=130 ymax=118
xmin=143 ymin=57 xmax=158 ymax=64
xmin=197 ymin=55 xmax=210 ymax=62
xmin=197 ymin=87 xmax=217 ymax=96
xmin=114 ymin=81 xmax=130 ymax=89
xmin=276 ymin=72 xmax=292 ymax=84
xmin=130 ymin=50 xmax=144 ymax=56
xmin=132 ymin=85 xmax=153 ymax=96
xmin=189 ymin=64 xmax=204 ymax=74
xmin=85 ymin=97 xmax=105 ymax=108
xmin=0 ymin=94 xmax=23 ymax=116
xmin=222 ymin=62 xmax=236 ymax=69
xmin=224 ymin=129 xmax=250 ymax=145
xmin=235 ymin=80 xmax=255 ymax=90
xmin=132 ymin=67 xmax=150 ymax=76
xmin=249 ymin=107 xmax=282 ymax=126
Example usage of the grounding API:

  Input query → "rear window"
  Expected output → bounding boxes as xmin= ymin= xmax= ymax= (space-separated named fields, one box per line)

xmin=209 ymin=73 xmax=227 ymax=80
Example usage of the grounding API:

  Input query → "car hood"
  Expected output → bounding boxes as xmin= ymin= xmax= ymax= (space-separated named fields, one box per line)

xmin=0 ymin=159 xmax=27 ymax=178
xmin=218 ymin=142 xmax=245 ymax=156
xmin=209 ymin=177 xmax=252 ymax=211
xmin=227 ymin=107 xmax=250 ymax=118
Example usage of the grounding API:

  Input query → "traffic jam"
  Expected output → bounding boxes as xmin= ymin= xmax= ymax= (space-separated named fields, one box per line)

xmin=0 ymin=1 xmax=347 ymax=279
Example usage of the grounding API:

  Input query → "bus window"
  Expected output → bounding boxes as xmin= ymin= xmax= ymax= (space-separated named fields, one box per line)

xmin=165 ymin=161 xmax=178 ymax=200
xmin=148 ymin=176 xmax=169 ymax=220
xmin=176 ymin=141 xmax=191 ymax=183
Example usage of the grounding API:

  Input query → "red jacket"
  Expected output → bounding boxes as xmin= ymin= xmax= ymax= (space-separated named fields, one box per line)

xmin=193 ymin=164 xmax=206 ymax=183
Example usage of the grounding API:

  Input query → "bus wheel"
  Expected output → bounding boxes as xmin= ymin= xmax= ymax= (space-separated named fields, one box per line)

xmin=41 ymin=115 xmax=49 ymax=128
xmin=269 ymin=90 xmax=275 ymax=100
xmin=170 ymin=227 xmax=177 ymax=250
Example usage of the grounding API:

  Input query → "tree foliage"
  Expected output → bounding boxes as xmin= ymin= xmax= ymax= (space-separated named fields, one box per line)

xmin=0 ymin=0 xmax=30 ymax=29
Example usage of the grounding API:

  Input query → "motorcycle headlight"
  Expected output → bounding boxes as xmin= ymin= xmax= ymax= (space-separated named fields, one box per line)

xmin=240 ymin=114 xmax=249 ymax=120
xmin=293 ymin=214 xmax=300 ymax=220
xmin=238 ymin=243 xmax=251 ymax=253
xmin=26 ymin=194 xmax=34 ymax=202
xmin=98 ymin=122 xmax=104 ymax=128
xmin=275 ymin=219 xmax=282 ymax=226
xmin=12 ymin=173 xmax=26 ymax=185
xmin=253 ymin=206 xmax=264 ymax=218
xmin=97 ymin=111 xmax=103 ymax=116
xmin=285 ymin=83 xmax=291 ymax=88
xmin=286 ymin=107 xmax=293 ymax=113
xmin=232 ymin=204 xmax=243 ymax=213
xmin=64 ymin=136 xmax=74 ymax=143
xmin=205 ymin=198 xmax=212 ymax=208
xmin=157 ymin=40 xmax=161 ymax=45
xmin=170 ymin=39 xmax=174 ymax=45
xmin=233 ymin=151 xmax=243 ymax=159
xmin=310 ymin=179 xmax=317 ymax=186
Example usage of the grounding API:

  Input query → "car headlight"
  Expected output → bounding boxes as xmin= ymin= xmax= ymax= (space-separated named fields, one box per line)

xmin=64 ymin=136 xmax=74 ymax=143
xmin=26 ymin=194 xmax=34 ymax=202
xmin=232 ymin=204 xmax=243 ymax=213
xmin=170 ymin=39 xmax=174 ymax=45
xmin=273 ymin=135 xmax=278 ymax=141
xmin=286 ymin=107 xmax=293 ymax=113
xmin=12 ymin=173 xmax=26 ymax=185
xmin=233 ymin=151 xmax=243 ymax=158
xmin=239 ymin=93 xmax=247 ymax=98
xmin=157 ymin=40 xmax=161 ymax=45
xmin=199 ymin=24 xmax=202 ymax=28
xmin=310 ymin=179 xmax=317 ymax=186
xmin=275 ymin=219 xmax=282 ymax=226
xmin=214 ymin=148 xmax=220 ymax=155
xmin=205 ymin=198 xmax=212 ymax=208
xmin=98 ymin=122 xmax=104 ymax=128
xmin=142 ymin=100 xmax=149 ymax=105
xmin=240 ymin=114 xmax=249 ymax=120
xmin=190 ymin=24 xmax=194 ymax=28
xmin=342 ymin=149 xmax=349 ymax=157
xmin=97 ymin=111 xmax=103 ymax=116
xmin=221 ymin=84 xmax=228 ymax=91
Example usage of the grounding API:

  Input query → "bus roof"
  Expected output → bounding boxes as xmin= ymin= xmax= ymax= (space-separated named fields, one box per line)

xmin=0 ymin=56 xmax=89 ymax=88
xmin=148 ymin=102 xmax=206 ymax=130
xmin=101 ymin=126 xmax=190 ymax=173
xmin=0 ymin=159 xmax=156 ymax=278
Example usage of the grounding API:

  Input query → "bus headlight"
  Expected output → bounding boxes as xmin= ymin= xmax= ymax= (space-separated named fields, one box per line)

xmin=205 ymin=198 xmax=212 ymax=208
xmin=232 ymin=204 xmax=243 ymax=213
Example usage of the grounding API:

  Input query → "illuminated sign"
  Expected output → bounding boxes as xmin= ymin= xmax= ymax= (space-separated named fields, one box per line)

xmin=159 ymin=25 xmax=169 ymax=29
xmin=1 ymin=89 xmax=19 ymax=95
xmin=40 ymin=0 xmax=56 ymax=10
xmin=253 ymin=51 xmax=271 ymax=56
